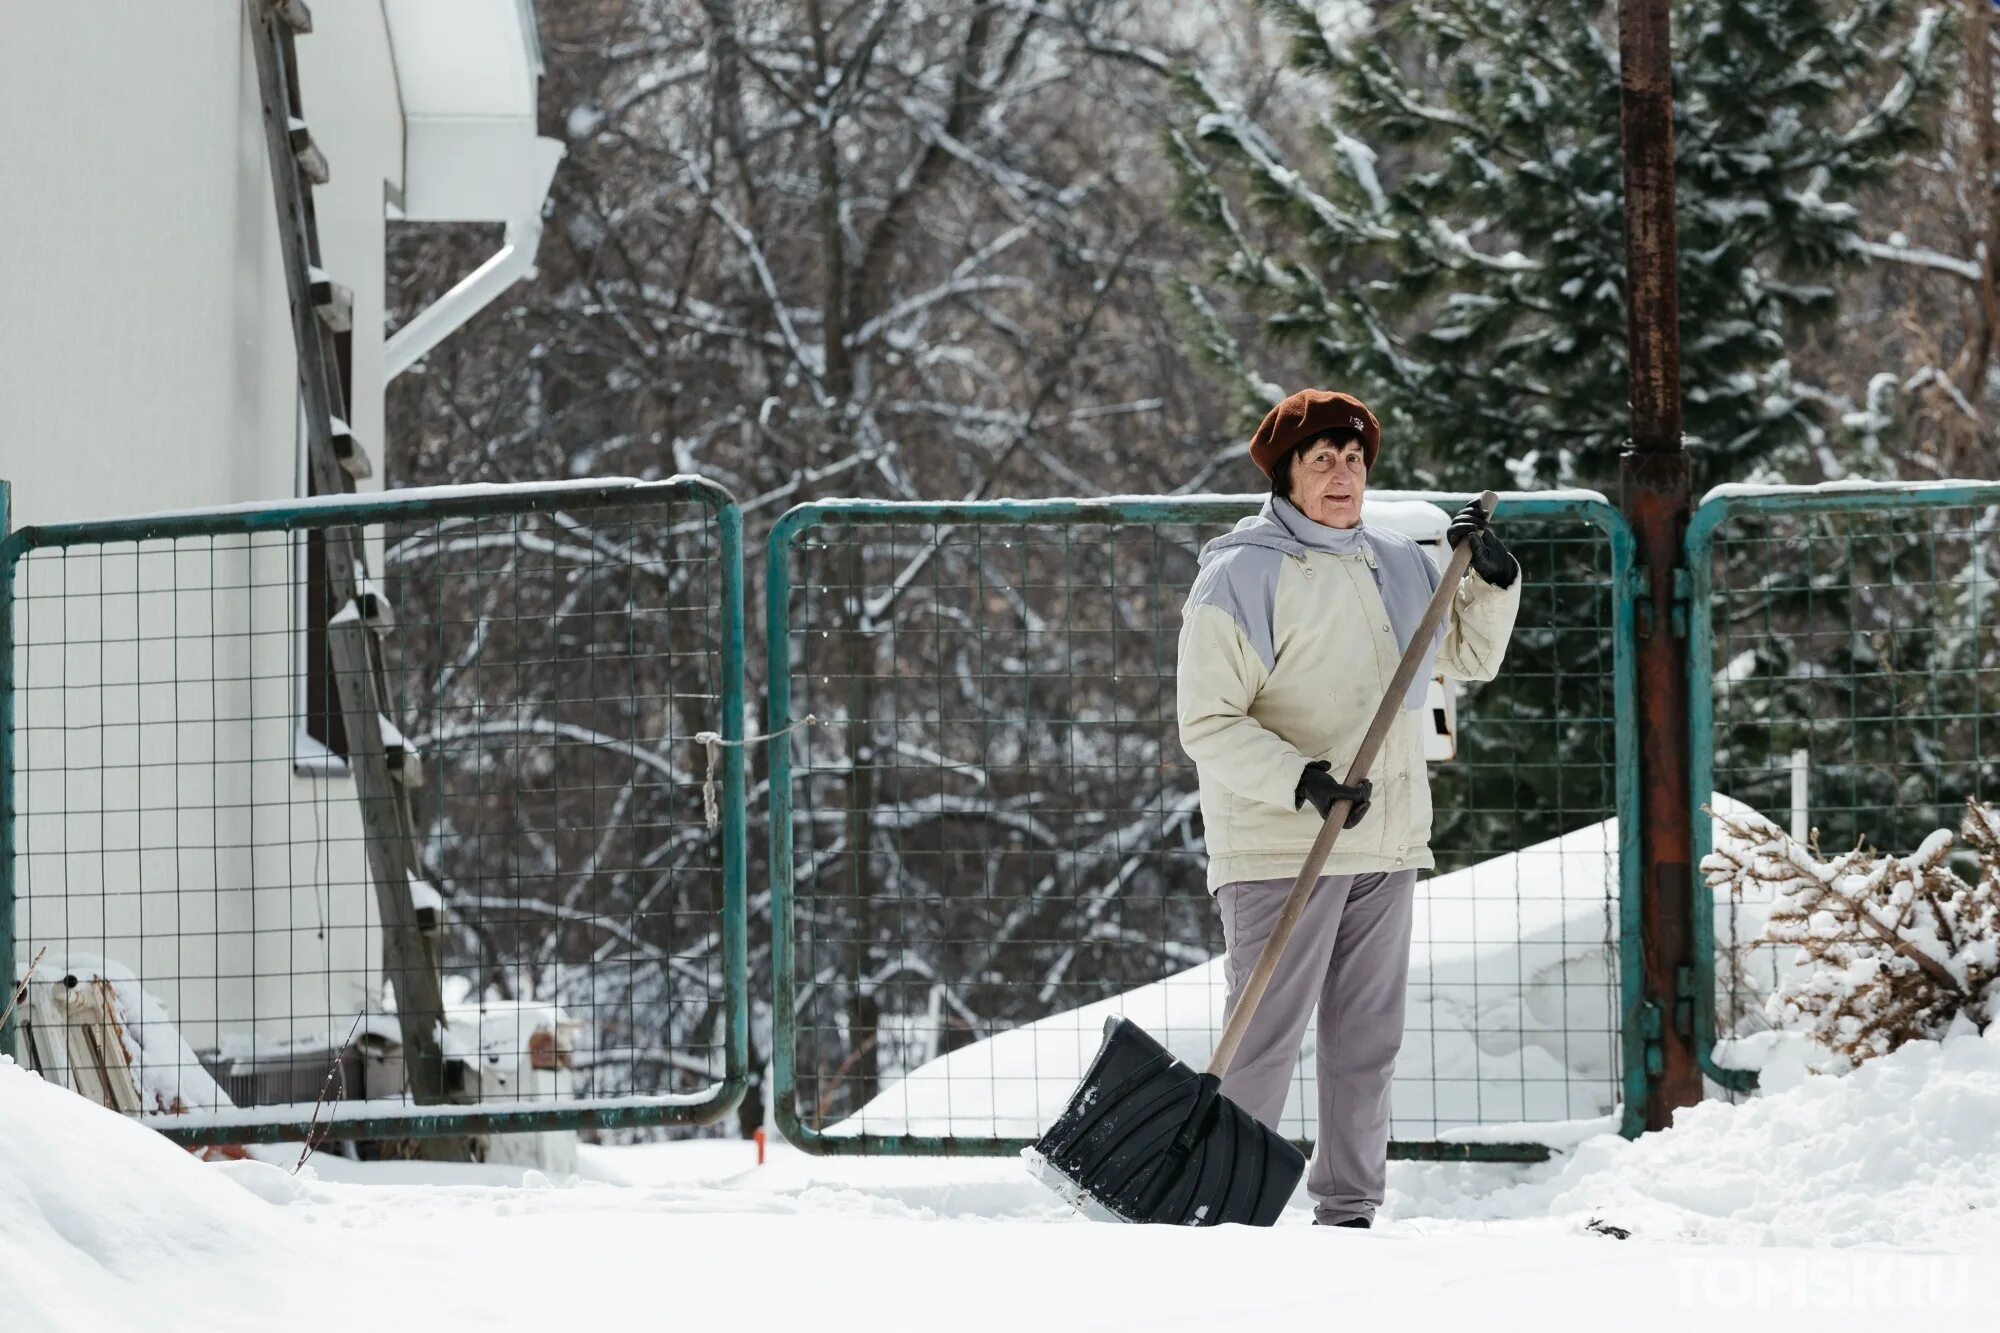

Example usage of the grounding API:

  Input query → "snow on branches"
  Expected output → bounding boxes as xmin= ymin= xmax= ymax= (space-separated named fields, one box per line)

xmin=1703 ymin=802 xmax=2000 ymax=1065
xmin=1169 ymin=0 xmax=1951 ymax=490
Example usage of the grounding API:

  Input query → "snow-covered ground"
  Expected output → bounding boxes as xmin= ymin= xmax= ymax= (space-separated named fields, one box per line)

xmin=6 ymin=1016 xmax=1998 ymax=1330
xmin=4 ymin=800 xmax=1982 ymax=1328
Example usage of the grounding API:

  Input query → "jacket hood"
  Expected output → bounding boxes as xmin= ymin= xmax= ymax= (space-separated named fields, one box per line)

xmin=1198 ymin=496 xmax=1391 ymax=567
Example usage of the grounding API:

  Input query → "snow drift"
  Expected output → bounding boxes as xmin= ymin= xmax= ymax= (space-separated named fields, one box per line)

xmin=0 ymin=1057 xmax=314 ymax=1328
xmin=1393 ymin=1023 xmax=2000 ymax=1250
xmin=842 ymin=804 xmax=1766 ymax=1142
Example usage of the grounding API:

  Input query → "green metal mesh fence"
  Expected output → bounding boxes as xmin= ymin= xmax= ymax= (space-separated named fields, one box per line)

xmin=2 ymin=479 xmax=746 ymax=1144
xmin=768 ymin=493 xmax=1644 ymax=1159
xmin=1688 ymin=482 xmax=2000 ymax=1089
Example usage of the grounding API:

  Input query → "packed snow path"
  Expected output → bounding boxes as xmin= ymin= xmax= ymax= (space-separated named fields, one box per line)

xmin=5 ymin=1024 xmax=1998 ymax=1330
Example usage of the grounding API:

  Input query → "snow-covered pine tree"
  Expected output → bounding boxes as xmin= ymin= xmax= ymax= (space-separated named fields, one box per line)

xmin=1171 ymin=0 xmax=1949 ymax=489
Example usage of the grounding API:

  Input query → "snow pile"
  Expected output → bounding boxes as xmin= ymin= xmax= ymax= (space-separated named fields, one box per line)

xmin=0 ymin=1059 xmax=307 ymax=1327
xmin=844 ymin=802 xmax=1765 ymax=1141
xmin=841 ymin=816 xmax=1624 ymax=1139
xmin=1391 ymin=1025 xmax=2000 ymax=1249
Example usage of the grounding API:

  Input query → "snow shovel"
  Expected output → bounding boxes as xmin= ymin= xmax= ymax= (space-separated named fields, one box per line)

xmin=1024 ymin=491 xmax=1501 ymax=1226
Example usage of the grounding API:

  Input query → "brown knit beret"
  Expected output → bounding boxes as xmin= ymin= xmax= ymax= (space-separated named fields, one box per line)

xmin=1248 ymin=389 xmax=1381 ymax=479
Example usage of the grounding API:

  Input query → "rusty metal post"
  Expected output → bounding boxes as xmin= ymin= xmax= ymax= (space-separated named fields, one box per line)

xmin=1617 ymin=0 xmax=1703 ymax=1129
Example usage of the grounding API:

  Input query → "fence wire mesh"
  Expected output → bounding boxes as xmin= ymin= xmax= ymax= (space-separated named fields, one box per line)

xmin=1690 ymin=484 xmax=2000 ymax=1088
xmin=769 ymin=495 xmax=1640 ymax=1158
xmin=2 ymin=480 xmax=745 ymax=1145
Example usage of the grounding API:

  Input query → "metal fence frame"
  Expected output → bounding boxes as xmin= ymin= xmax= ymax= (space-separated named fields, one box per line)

xmin=767 ymin=491 xmax=1650 ymax=1159
xmin=1 ymin=476 xmax=750 ymax=1142
xmin=1683 ymin=479 xmax=2000 ymax=1099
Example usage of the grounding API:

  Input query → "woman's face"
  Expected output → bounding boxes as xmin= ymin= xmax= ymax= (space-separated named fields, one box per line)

xmin=1287 ymin=438 xmax=1368 ymax=529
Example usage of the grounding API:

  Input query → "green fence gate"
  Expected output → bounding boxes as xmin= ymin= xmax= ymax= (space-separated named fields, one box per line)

xmin=1686 ymin=480 xmax=2000 ymax=1093
xmin=767 ymin=491 xmax=1649 ymax=1160
xmin=1 ymin=477 xmax=748 ymax=1144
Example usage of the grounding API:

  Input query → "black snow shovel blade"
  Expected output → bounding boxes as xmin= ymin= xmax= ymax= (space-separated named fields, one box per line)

xmin=1023 ymin=1015 xmax=1303 ymax=1227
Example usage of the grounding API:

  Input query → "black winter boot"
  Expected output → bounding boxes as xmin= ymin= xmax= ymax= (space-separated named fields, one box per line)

xmin=1313 ymin=1216 xmax=1371 ymax=1229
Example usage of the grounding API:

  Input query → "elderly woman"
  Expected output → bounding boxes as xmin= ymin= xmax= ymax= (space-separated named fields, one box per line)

xmin=1175 ymin=389 xmax=1522 ymax=1229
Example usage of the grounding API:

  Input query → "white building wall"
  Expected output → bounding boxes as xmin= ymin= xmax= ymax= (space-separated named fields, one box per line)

xmin=0 ymin=0 xmax=297 ymax=523
xmin=0 ymin=0 xmax=405 ymax=1096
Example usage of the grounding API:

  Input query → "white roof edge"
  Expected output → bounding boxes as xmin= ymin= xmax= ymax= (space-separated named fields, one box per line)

xmin=385 ymin=0 xmax=556 ymax=223
xmin=383 ymin=0 xmax=536 ymax=118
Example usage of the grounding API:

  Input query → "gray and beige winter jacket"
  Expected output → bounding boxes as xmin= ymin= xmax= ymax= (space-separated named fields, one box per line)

xmin=1176 ymin=496 xmax=1521 ymax=891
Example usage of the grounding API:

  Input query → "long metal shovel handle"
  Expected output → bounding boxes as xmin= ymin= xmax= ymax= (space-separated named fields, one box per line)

xmin=1206 ymin=490 xmax=1499 ymax=1078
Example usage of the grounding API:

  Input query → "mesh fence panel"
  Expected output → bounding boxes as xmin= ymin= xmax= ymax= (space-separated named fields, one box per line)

xmin=770 ymin=496 xmax=1637 ymax=1155
xmin=1690 ymin=486 xmax=2000 ymax=1084
xmin=3 ymin=481 xmax=744 ymax=1142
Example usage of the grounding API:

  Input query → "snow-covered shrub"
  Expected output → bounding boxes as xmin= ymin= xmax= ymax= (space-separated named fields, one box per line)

xmin=1703 ymin=803 xmax=2000 ymax=1065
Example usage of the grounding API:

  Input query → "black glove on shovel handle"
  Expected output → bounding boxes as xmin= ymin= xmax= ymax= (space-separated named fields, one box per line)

xmin=1448 ymin=498 xmax=1519 ymax=590
xmin=1026 ymin=492 xmax=1500 ymax=1229
xmin=1297 ymin=761 xmax=1372 ymax=829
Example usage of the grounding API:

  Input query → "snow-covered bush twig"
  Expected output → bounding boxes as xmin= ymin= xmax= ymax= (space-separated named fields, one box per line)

xmin=1702 ymin=802 xmax=2000 ymax=1064
xmin=0 ymin=946 xmax=47 ymax=1038
xmin=294 ymin=1012 xmax=365 ymax=1176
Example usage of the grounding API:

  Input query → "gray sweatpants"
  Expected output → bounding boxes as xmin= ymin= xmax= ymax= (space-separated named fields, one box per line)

xmin=1215 ymin=869 xmax=1419 ymax=1226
